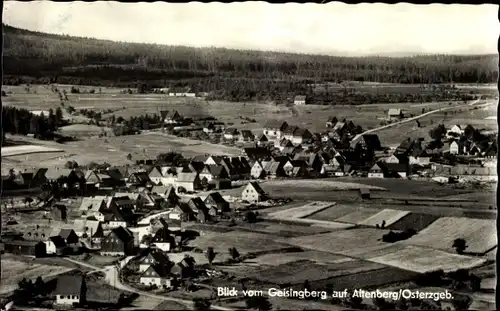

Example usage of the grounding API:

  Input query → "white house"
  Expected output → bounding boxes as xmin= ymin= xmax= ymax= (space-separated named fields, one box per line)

xmin=449 ymin=141 xmax=460 ymax=155
xmin=174 ymin=172 xmax=201 ymax=192
xmin=294 ymin=95 xmax=307 ymax=105
xmin=447 ymin=125 xmax=464 ymax=138
xmin=250 ymin=162 xmax=265 ymax=179
xmin=263 ymin=120 xmax=289 ymax=139
xmin=79 ymin=196 xmax=108 ymax=221
xmin=140 ymin=264 xmax=172 ymax=288
xmin=128 ymin=225 xmax=152 ymax=247
xmin=241 ymin=182 xmax=268 ymax=203
xmin=388 ymin=108 xmax=403 ymax=119
xmin=368 ymin=163 xmax=385 ymax=178
xmin=223 ymin=128 xmax=239 ymax=140
xmin=54 ymin=275 xmax=85 ymax=306
xmin=380 ymin=154 xmax=400 ymax=164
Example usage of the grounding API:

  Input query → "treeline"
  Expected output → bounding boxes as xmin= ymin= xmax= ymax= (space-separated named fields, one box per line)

xmin=2 ymin=106 xmax=64 ymax=137
xmin=3 ymin=24 xmax=498 ymax=88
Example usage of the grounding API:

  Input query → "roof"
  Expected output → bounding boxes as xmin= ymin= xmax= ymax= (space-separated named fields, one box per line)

xmin=263 ymin=120 xmax=288 ymax=130
xmin=205 ymin=192 xmax=228 ymax=204
xmin=73 ymin=219 xmax=102 ymax=235
xmin=110 ymin=226 xmax=134 ymax=242
xmin=224 ymin=128 xmax=239 ymax=135
xmin=23 ymin=226 xmax=58 ymax=241
xmin=362 ymin=134 xmax=382 ymax=150
xmin=175 ymin=203 xmax=195 ymax=215
xmin=176 ymin=172 xmax=198 ymax=183
xmin=57 ymin=229 xmax=75 ymax=240
xmin=79 ymin=196 xmax=108 ymax=212
xmin=284 ymin=126 xmax=299 ymax=135
xmin=257 ymin=134 xmax=268 ymax=142
xmin=246 ymin=182 xmax=267 ymax=195
xmin=293 ymin=128 xmax=311 ymax=138
xmin=332 ymin=122 xmax=346 ymax=131
xmin=207 ymin=156 xmax=225 ymax=165
xmin=240 ymin=130 xmax=254 ymax=139
xmin=189 ymin=161 xmax=205 ymax=173
xmin=192 ymin=155 xmax=209 ymax=163
xmin=45 ymin=168 xmax=73 ymax=180
xmin=49 ymin=236 xmax=67 ymax=248
xmin=280 ymin=139 xmax=293 ymax=147
xmin=382 ymin=162 xmax=408 ymax=172
xmin=143 ymin=264 xmax=170 ymax=278
xmin=54 ymin=275 xmax=84 ymax=295
xmin=188 ymin=197 xmax=207 ymax=212
xmin=244 ymin=147 xmax=272 ymax=162
xmin=152 ymin=185 xmax=175 ymax=196
xmin=294 ymin=95 xmax=306 ymax=101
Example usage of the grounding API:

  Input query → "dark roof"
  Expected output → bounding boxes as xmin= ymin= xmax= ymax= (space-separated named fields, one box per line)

xmin=176 ymin=203 xmax=195 ymax=214
xmin=58 ymin=229 xmax=75 ymax=240
xmin=188 ymin=197 xmax=207 ymax=212
xmin=244 ymin=147 xmax=272 ymax=162
xmin=111 ymin=226 xmax=134 ymax=242
xmin=208 ymin=156 xmax=225 ymax=165
xmin=50 ymin=236 xmax=67 ymax=248
xmin=205 ymin=192 xmax=228 ymax=204
xmin=293 ymin=128 xmax=311 ymax=138
xmin=152 ymin=228 xmax=175 ymax=245
xmin=263 ymin=120 xmax=288 ymax=130
xmin=257 ymin=134 xmax=268 ymax=142
xmin=207 ymin=165 xmax=228 ymax=177
xmin=382 ymin=162 xmax=408 ymax=172
xmin=192 ymin=155 xmax=209 ymax=163
xmin=362 ymin=134 xmax=382 ymax=150
xmin=294 ymin=95 xmax=307 ymax=101
xmin=240 ymin=130 xmax=254 ymax=139
xmin=284 ymin=125 xmax=299 ymax=135
xmin=189 ymin=161 xmax=205 ymax=173
xmin=146 ymin=264 xmax=170 ymax=277
xmin=224 ymin=128 xmax=239 ymax=135
xmin=247 ymin=182 xmax=267 ymax=195
xmin=54 ymin=275 xmax=84 ymax=295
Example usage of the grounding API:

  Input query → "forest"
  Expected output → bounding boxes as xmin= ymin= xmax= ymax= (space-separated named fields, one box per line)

xmin=2 ymin=24 xmax=498 ymax=104
xmin=1 ymin=106 xmax=64 ymax=138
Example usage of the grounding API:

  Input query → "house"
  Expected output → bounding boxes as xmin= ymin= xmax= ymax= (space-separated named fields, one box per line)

xmin=283 ymin=126 xmax=300 ymax=141
xmin=388 ymin=108 xmax=403 ymax=119
xmin=79 ymin=196 xmax=108 ymax=221
xmin=84 ymin=170 xmax=116 ymax=190
xmin=291 ymin=128 xmax=313 ymax=145
xmin=169 ymin=204 xmax=196 ymax=222
xmin=256 ymin=134 xmax=269 ymax=147
xmin=104 ymin=204 xmax=136 ymax=229
xmin=148 ymin=166 xmax=167 ymax=185
xmin=3 ymin=240 xmax=46 ymax=257
xmin=187 ymin=197 xmax=209 ymax=220
xmin=368 ymin=163 xmax=385 ymax=178
xmin=294 ymin=95 xmax=307 ymax=105
xmin=14 ymin=168 xmax=47 ymax=188
xmin=100 ymin=226 xmax=135 ymax=256
xmin=54 ymin=275 xmax=86 ymax=306
xmin=204 ymin=192 xmax=230 ymax=215
xmin=49 ymin=236 xmax=67 ymax=255
xmin=175 ymin=172 xmax=201 ymax=192
xmin=55 ymin=229 xmax=79 ymax=247
xmin=171 ymin=259 xmax=195 ymax=278
xmin=283 ymin=160 xmax=307 ymax=176
xmin=73 ymin=219 xmax=104 ymax=244
xmin=163 ymin=110 xmax=183 ymax=124
xmin=242 ymin=182 xmax=268 ymax=203
xmin=356 ymin=134 xmax=383 ymax=153
xmin=45 ymin=168 xmax=84 ymax=188
xmin=203 ymin=122 xmax=215 ymax=134
xmin=188 ymin=161 xmax=205 ymax=174
xmin=151 ymin=228 xmax=176 ymax=252
xmin=326 ymin=116 xmax=338 ymax=128
xmin=126 ymin=171 xmax=151 ymax=188
xmin=239 ymin=130 xmax=255 ymax=142
xmin=243 ymin=147 xmax=272 ymax=164
xmin=231 ymin=157 xmax=251 ymax=179
xmin=139 ymin=192 xmax=164 ymax=210
xmin=275 ymin=138 xmax=294 ymax=152
xmin=199 ymin=165 xmax=229 ymax=183
xmin=409 ymin=149 xmax=431 ymax=166
xmin=449 ymin=141 xmax=460 ymax=155
xmin=138 ymin=249 xmax=170 ymax=272
xmin=294 ymin=153 xmax=324 ymax=173
xmin=151 ymin=185 xmax=179 ymax=207
xmin=360 ymin=188 xmax=371 ymax=200
xmin=383 ymin=163 xmax=409 ymax=178
xmin=380 ymin=154 xmax=401 ymax=164
xmin=263 ymin=120 xmax=289 ymax=139
xmin=223 ymin=128 xmax=239 ymax=140
xmin=263 ymin=161 xmax=286 ymax=179
xmin=332 ymin=164 xmax=352 ymax=177
xmin=204 ymin=155 xmax=225 ymax=166
xmin=250 ymin=161 xmax=265 ymax=179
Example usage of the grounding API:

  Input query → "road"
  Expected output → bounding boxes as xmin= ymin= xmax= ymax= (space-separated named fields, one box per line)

xmin=64 ymin=257 xmax=234 ymax=311
xmin=351 ymin=99 xmax=486 ymax=143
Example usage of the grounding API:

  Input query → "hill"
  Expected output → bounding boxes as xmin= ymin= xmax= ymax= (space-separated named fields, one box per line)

xmin=2 ymin=24 xmax=498 ymax=104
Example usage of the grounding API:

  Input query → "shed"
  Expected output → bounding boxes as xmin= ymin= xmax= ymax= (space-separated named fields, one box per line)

xmin=359 ymin=188 xmax=371 ymax=200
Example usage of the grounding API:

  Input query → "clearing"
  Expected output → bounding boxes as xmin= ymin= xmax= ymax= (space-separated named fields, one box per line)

xmin=243 ymin=250 xmax=354 ymax=266
xmin=404 ymin=217 xmax=497 ymax=254
xmin=0 ymin=258 xmax=74 ymax=294
xmin=387 ymin=213 xmax=440 ymax=232
xmin=357 ymin=209 xmax=411 ymax=227
xmin=368 ymin=245 xmax=488 ymax=273
xmin=307 ymin=205 xmax=379 ymax=222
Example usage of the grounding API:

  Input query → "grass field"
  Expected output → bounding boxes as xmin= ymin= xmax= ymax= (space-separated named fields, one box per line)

xmin=0 ymin=259 xmax=74 ymax=294
xmin=333 ymin=208 xmax=381 ymax=223
xmin=307 ymin=205 xmax=379 ymax=222
xmin=357 ymin=209 xmax=411 ymax=227
xmin=387 ymin=213 xmax=440 ymax=232
xmin=286 ymin=228 xmax=391 ymax=257
xmin=368 ymin=245 xmax=488 ymax=273
xmin=266 ymin=201 xmax=335 ymax=219
xmin=243 ymin=250 xmax=354 ymax=266
xmin=3 ymin=132 xmax=241 ymax=169
xmin=404 ymin=217 xmax=497 ymax=254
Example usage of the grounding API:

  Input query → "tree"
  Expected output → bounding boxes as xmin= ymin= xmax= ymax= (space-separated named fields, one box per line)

xmin=228 ymin=247 xmax=240 ymax=260
xmin=469 ymin=273 xmax=481 ymax=291
xmin=429 ymin=124 xmax=447 ymax=140
xmin=34 ymin=276 xmax=45 ymax=296
xmin=126 ymin=153 xmax=133 ymax=161
xmin=452 ymin=238 xmax=468 ymax=254
xmin=451 ymin=294 xmax=472 ymax=311
xmin=193 ymin=298 xmax=211 ymax=311
xmin=206 ymin=247 xmax=216 ymax=264
xmin=246 ymin=211 xmax=257 ymax=223
xmin=55 ymin=107 xmax=64 ymax=126
xmin=245 ymin=296 xmax=272 ymax=311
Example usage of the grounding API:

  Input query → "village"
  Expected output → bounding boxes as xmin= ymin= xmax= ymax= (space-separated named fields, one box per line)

xmin=1 ymin=98 xmax=497 ymax=310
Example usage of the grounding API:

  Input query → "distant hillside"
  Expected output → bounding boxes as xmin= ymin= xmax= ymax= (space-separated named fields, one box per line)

xmin=2 ymin=24 xmax=498 ymax=103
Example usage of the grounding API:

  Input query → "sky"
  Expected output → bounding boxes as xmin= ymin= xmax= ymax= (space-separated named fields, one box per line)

xmin=2 ymin=1 xmax=499 ymax=56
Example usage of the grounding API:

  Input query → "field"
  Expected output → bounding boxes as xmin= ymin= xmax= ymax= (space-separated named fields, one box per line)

xmin=368 ymin=245 xmax=488 ymax=273
xmin=0 ymin=258 xmax=74 ymax=294
xmin=357 ymin=209 xmax=411 ymax=227
xmin=266 ymin=201 xmax=335 ymax=219
xmin=237 ymin=222 xmax=335 ymax=237
xmin=286 ymin=228 xmax=392 ymax=257
xmin=1 ymin=145 xmax=64 ymax=157
xmin=3 ymin=132 xmax=241 ymax=169
xmin=186 ymin=230 xmax=291 ymax=256
xmin=243 ymin=250 xmax=354 ymax=266
xmin=387 ymin=213 xmax=440 ymax=232
xmin=404 ymin=217 xmax=497 ymax=254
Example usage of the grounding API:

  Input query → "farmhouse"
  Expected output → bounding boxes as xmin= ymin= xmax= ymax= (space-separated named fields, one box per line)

xmin=294 ymin=95 xmax=307 ymax=105
xmin=388 ymin=108 xmax=404 ymax=119
xmin=326 ymin=116 xmax=338 ymax=128
xmin=242 ymin=182 xmax=268 ymax=203
xmin=239 ymin=130 xmax=255 ymax=142
xmin=204 ymin=192 xmax=230 ymax=215
xmin=151 ymin=185 xmax=179 ymax=206
xmin=151 ymin=228 xmax=176 ymax=252
xmin=263 ymin=120 xmax=289 ymax=139
xmin=14 ymin=168 xmax=47 ymax=188
xmin=138 ymin=249 xmax=170 ymax=272
xmin=223 ymin=128 xmax=239 ymax=140
xmin=250 ymin=161 xmax=265 ymax=179
xmin=256 ymin=134 xmax=269 ymax=147
xmin=79 ymin=196 xmax=108 ymax=221
xmin=243 ymin=147 xmax=272 ymax=163
xmin=162 ymin=110 xmax=183 ymax=124
xmin=54 ymin=275 xmax=86 ymax=306
xmin=169 ymin=204 xmax=196 ymax=222
xmin=3 ymin=240 xmax=47 ymax=257
xmin=175 ymin=172 xmax=201 ymax=192
xmin=368 ymin=163 xmax=385 ymax=178
xmin=291 ymin=128 xmax=313 ymax=145
xmin=73 ymin=219 xmax=104 ymax=244
xmin=100 ymin=226 xmax=135 ymax=256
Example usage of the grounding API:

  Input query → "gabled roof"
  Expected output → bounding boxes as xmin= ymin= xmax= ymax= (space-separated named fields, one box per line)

xmin=284 ymin=126 xmax=300 ymax=135
xmin=175 ymin=203 xmax=195 ymax=215
xmin=293 ymin=128 xmax=311 ymax=138
xmin=45 ymin=168 xmax=74 ymax=180
xmin=240 ymin=130 xmax=255 ymax=139
xmin=152 ymin=185 xmax=175 ymax=196
xmin=176 ymin=172 xmax=198 ymax=183
xmin=24 ymin=226 xmax=58 ymax=241
xmin=110 ymin=226 xmax=134 ymax=242
xmin=208 ymin=165 xmax=228 ymax=178
xmin=263 ymin=120 xmax=288 ymax=130
xmin=382 ymin=162 xmax=409 ymax=173
xmin=152 ymin=228 xmax=175 ymax=245
xmin=257 ymin=134 xmax=268 ymax=142
xmin=245 ymin=182 xmax=267 ymax=195
xmin=388 ymin=108 xmax=402 ymax=115
xmin=192 ymin=155 xmax=209 ymax=163
xmin=79 ymin=196 xmax=108 ymax=212
xmin=128 ymin=171 xmax=150 ymax=183
xmin=224 ymin=128 xmax=239 ymax=135
xmin=280 ymin=139 xmax=294 ymax=147
xmin=244 ymin=147 xmax=272 ymax=162
xmin=54 ymin=275 xmax=84 ymax=295
xmin=188 ymin=161 xmax=205 ymax=173
xmin=49 ymin=236 xmax=67 ymax=248
xmin=207 ymin=156 xmax=225 ymax=165
xmin=294 ymin=95 xmax=307 ymax=101
xmin=332 ymin=122 xmax=346 ymax=131
xmin=73 ymin=219 xmax=102 ymax=235
xmin=361 ymin=134 xmax=382 ymax=150
xmin=188 ymin=197 xmax=207 ymax=212
xmin=204 ymin=192 xmax=228 ymax=204
xmin=57 ymin=229 xmax=76 ymax=240
xmin=143 ymin=264 xmax=170 ymax=278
